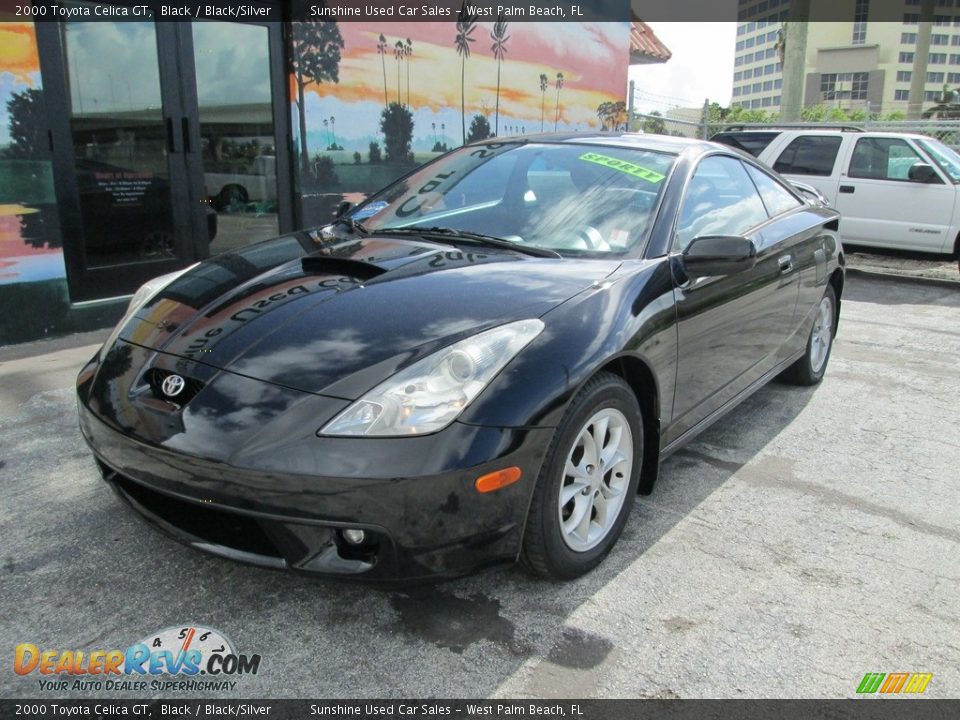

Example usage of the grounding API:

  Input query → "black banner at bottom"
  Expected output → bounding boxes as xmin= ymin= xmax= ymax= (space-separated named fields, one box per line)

xmin=1 ymin=700 xmax=958 ymax=720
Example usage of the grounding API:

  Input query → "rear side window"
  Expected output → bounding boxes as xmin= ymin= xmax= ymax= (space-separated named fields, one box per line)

xmin=712 ymin=132 xmax=781 ymax=157
xmin=744 ymin=163 xmax=803 ymax=217
xmin=848 ymin=137 xmax=927 ymax=181
xmin=773 ymin=135 xmax=843 ymax=176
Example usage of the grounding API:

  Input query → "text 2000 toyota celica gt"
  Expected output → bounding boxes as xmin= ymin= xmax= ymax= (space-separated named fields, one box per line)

xmin=78 ymin=134 xmax=844 ymax=582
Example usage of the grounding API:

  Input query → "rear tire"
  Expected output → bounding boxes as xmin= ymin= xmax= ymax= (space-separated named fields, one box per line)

xmin=783 ymin=285 xmax=837 ymax=386
xmin=520 ymin=372 xmax=643 ymax=580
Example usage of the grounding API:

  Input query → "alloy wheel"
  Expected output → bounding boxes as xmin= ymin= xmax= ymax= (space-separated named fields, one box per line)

xmin=558 ymin=407 xmax=634 ymax=552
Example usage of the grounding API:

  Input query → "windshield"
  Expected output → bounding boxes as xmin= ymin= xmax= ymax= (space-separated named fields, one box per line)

xmin=349 ymin=142 xmax=676 ymax=256
xmin=917 ymin=138 xmax=960 ymax=183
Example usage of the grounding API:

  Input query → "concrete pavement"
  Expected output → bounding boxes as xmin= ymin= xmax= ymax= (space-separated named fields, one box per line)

xmin=1 ymin=274 xmax=958 ymax=699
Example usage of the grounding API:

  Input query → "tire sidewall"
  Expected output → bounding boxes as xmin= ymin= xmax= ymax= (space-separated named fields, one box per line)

xmin=532 ymin=377 xmax=643 ymax=578
xmin=805 ymin=286 xmax=837 ymax=382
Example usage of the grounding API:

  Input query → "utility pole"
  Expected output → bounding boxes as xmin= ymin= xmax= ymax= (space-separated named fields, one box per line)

xmin=908 ymin=0 xmax=935 ymax=119
xmin=628 ymin=80 xmax=635 ymax=131
xmin=780 ymin=0 xmax=811 ymax=121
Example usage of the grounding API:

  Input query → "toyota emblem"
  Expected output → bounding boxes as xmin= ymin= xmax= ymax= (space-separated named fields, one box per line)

xmin=161 ymin=374 xmax=186 ymax=398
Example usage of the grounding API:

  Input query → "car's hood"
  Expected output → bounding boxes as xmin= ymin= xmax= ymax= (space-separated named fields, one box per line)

xmin=117 ymin=233 xmax=620 ymax=398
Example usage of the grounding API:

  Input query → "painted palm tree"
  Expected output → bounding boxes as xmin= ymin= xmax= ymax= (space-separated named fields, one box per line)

xmin=554 ymin=72 xmax=564 ymax=131
xmin=330 ymin=116 xmax=336 ymax=148
xmin=377 ymin=34 xmax=389 ymax=107
xmin=539 ymin=73 xmax=549 ymax=131
xmin=394 ymin=40 xmax=404 ymax=105
xmin=454 ymin=6 xmax=477 ymax=144
xmin=490 ymin=18 xmax=510 ymax=136
xmin=405 ymin=38 xmax=413 ymax=107
xmin=323 ymin=118 xmax=330 ymax=147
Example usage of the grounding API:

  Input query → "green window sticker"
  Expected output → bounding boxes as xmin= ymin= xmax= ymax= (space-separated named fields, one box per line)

xmin=578 ymin=152 xmax=666 ymax=183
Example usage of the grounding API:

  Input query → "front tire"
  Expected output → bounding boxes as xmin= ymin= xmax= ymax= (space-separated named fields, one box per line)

xmin=520 ymin=372 xmax=643 ymax=580
xmin=783 ymin=285 xmax=837 ymax=386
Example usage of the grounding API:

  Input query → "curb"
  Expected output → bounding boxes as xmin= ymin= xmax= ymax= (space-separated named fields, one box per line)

xmin=845 ymin=267 xmax=960 ymax=290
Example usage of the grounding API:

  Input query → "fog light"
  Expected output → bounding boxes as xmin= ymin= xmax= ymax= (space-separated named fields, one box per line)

xmin=342 ymin=528 xmax=366 ymax=545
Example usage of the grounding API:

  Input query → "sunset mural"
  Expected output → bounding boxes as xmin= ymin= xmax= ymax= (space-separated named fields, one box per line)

xmin=296 ymin=21 xmax=629 ymax=145
xmin=0 ymin=22 xmax=66 ymax=287
xmin=291 ymin=20 xmax=630 ymax=223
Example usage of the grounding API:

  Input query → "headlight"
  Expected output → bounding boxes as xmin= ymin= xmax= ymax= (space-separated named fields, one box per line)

xmin=320 ymin=319 xmax=545 ymax=437
xmin=99 ymin=264 xmax=198 ymax=359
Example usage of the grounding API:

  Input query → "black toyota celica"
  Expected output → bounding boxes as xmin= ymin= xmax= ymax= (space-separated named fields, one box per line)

xmin=77 ymin=134 xmax=844 ymax=582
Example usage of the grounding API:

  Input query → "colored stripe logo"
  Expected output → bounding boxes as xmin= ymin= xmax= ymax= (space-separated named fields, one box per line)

xmin=857 ymin=672 xmax=932 ymax=694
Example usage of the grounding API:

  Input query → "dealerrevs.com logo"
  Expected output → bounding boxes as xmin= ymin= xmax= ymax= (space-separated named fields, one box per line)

xmin=14 ymin=625 xmax=261 ymax=692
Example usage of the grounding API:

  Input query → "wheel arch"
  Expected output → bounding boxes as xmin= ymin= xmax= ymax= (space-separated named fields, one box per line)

xmin=828 ymin=268 xmax=844 ymax=334
xmin=596 ymin=355 xmax=662 ymax=496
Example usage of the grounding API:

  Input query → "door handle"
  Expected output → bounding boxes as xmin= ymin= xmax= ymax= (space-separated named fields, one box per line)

xmin=839 ymin=185 xmax=855 ymax=194
xmin=181 ymin=117 xmax=191 ymax=154
xmin=778 ymin=255 xmax=793 ymax=274
xmin=165 ymin=117 xmax=176 ymax=154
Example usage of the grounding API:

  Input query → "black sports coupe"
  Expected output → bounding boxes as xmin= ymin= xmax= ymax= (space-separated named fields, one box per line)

xmin=77 ymin=134 xmax=844 ymax=582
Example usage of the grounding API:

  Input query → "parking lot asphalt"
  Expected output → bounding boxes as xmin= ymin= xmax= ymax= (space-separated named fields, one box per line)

xmin=1 ymin=273 xmax=958 ymax=700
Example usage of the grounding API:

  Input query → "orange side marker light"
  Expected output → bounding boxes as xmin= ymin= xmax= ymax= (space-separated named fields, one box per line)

xmin=475 ymin=467 xmax=522 ymax=493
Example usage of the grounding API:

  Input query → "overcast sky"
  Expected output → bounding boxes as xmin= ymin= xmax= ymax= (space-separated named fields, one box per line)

xmin=628 ymin=22 xmax=737 ymax=114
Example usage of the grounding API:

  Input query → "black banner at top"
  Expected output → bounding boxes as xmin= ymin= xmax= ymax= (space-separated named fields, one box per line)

xmin=2 ymin=0 xmax=960 ymax=23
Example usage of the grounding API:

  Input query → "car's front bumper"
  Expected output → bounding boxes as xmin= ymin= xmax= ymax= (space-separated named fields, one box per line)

xmin=77 ymin=347 xmax=554 ymax=583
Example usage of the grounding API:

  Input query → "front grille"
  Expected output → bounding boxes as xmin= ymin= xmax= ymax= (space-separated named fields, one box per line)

xmin=145 ymin=368 xmax=204 ymax=405
xmin=105 ymin=466 xmax=281 ymax=559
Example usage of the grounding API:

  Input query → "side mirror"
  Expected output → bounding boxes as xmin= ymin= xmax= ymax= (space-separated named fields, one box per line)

xmin=908 ymin=162 xmax=938 ymax=183
xmin=682 ymin=235 xmax=757 ymax=277
xmin=334 ymin=200 xmax=353 ymax=218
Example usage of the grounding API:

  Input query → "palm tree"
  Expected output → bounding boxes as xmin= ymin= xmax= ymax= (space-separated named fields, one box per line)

xmin=394 ymin=40 xmax=404 ymax=105
xmin=405 ymin=38 xmax=413 ymax=107
xmin=330 ymin=116 xmax=336 ymax=148
xmin=377 ymin=34 xmax=389 ymax=108
xmin=490 ymin=18 xmax=510 ymax=136
xmin=539 ymin=73 xmax=549 ymax=131
xmin=554 ymin=72 xmax=564 ymax=131
xmin=454 ymin=5 xmax=477 ymax=144
xmin=323 ymin=118 xmax=330 ymax=147
xmin=774 ymin=23 xmax=787 ymax=64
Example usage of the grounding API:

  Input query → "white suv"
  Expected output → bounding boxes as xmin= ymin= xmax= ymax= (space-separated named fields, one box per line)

xmin=713 ymin=128 xmax=960 ymax=257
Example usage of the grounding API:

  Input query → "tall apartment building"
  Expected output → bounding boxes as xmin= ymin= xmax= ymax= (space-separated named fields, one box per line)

xmin=732 ymin=0 xmax=960 ymax=115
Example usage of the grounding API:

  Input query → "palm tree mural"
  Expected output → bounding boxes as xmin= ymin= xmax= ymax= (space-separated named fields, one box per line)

xmin=554 ymin=72 xmax=564 ymax=131
xmin=405 ymin=38 xmax=413 ymax=107
xmin=539 ymin=73 xmax=549 ymax=131
xmin=490 ymin=18 xmax=510 ymax=136
xmin=394 ymin=40 xmax=404 ymax=105
xmin=454 ymin=5 xmax=477 ymax=144
xmin=288 ymin=22 xmax=344 ymax=175
xmin=377 ymin=34 xmax=389 ymax=108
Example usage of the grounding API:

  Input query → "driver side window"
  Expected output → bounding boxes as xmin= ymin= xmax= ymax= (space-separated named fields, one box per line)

xmin=675 ymin=156 xmax=768 ymax=251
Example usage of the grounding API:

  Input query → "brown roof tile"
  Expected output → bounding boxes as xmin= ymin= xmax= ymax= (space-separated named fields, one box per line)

xmin=631 ymin=16 xmax=672 ymax=65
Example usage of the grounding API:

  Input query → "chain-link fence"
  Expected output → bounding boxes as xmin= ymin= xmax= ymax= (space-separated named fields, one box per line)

xmin=630 ymin=109 xmax=960 ymax=148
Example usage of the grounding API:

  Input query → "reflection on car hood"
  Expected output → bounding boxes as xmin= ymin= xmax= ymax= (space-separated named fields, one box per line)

xmin=116 ymin=233 xmax=620 ymax=397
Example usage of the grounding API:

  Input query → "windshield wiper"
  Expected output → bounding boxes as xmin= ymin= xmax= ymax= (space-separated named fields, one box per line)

xmin=375 ymin=226 xmax=560 ymax=258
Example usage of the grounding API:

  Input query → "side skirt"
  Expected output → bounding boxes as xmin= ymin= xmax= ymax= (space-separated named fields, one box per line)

xmin=658 ymin=349 xmax=806 ymax=461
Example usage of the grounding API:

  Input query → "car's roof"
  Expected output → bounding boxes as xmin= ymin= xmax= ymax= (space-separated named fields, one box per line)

xmin=468 ymin=132 xmax=718 ymax=156
xmin=716 ymin=128 xmax=934 ymax=141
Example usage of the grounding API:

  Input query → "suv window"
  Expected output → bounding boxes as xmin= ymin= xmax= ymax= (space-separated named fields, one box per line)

xmin=848 ymin=137 xmax=927 ymax=181
xmin=675 ymin=156 xmax=768 ymax=250
xmin=744 ymin=163 xmax=803 ymax=217
xmin=711 ymin=131 xmax=781 ymax=158
xmin=773 ymin=135 xmax=843 ymax=176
